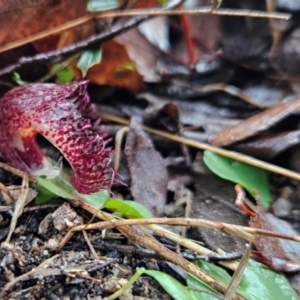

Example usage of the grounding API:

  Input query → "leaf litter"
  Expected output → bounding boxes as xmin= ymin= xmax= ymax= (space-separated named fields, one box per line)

xmin=0 ymin=0 xmax=300 ymax=299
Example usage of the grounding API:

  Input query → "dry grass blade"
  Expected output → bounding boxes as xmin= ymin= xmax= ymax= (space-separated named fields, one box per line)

xmin=148 ymin=224 xmax=239 ymax=271
xmin=114 ymin=127 xmax=129 ymax=172
xmin=0 ymin=6 xmax=290 ymax=53
xmin=93 ymin=7 xmax=291 ymax=20
xmin=0 ymin=161 xmax=37 ymax=183
xmin=224 ymin=242 xmax=252 ymax=300
xmin=0 ymin=15 xmax=93 ymax=54
xmin=62 ymin=217 xmax=300 ymax=243
xmin=2 ymin=175 xmax=29 ymax=245
xmin=96 ymin=111 xmax=300 ymax=182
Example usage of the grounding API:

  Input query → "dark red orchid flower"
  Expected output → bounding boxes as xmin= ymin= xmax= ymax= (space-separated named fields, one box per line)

xmin=0 ymin=81 xmax=114 ymax=194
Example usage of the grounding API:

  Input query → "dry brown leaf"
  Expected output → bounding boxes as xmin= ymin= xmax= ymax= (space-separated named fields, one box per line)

xmin=0 ymin=0 xmax=88 ymax=46
xmin=211 ymin=96 xmax=300 ymax=147
xmin=231 ymin=130 xmax=300 ymax=160
xmin=124 ymin=118 xmax=168 ymax=216
xmin=250 ymin=204 xmax=300 ymax=272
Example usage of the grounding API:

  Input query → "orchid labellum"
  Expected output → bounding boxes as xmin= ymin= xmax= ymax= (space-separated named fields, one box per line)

xmin=0 ymin=81 xmax=114 ymax=194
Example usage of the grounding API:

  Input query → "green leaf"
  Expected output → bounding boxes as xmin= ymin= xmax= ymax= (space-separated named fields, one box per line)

xmin=142 ymin=269 xmax=195 ymax=300
xmin=36 ymin=176 xmax=109 ymax=209
xmin=79 ymin=190 xmax=109 ymax=209
xmin=34 ymin=184 xmax=58 ymax=204
xmin=36 ymin=176 xmax=76 ymax=200
xmin=197 ymin=260 xmax=231 ymax=285
xmin=187 ymin=260 xmax=299 ymax=300
xmin=187 ymin=260 xmax=231 ymax=299
xmin=51 ymin=63 xmax=74 ymax=84
xmin=77 ymin=48 xmax=102 ymax=77
xmin=12 ymin=72 xmax=27 ymax=85
xmin=104 ymin=199 xmax=153 ymax=218
xmin=238 ymin=259 xmax=299 ymax=300
xmin=87 ymin=0 xmax=120 ymax=12
xmin=187 ymin=273 xmax=221 ymax=300
xmin=203 ymin=151 xmax=271 ymax=208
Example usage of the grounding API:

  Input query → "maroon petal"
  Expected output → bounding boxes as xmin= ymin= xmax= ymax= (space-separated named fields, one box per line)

xmin=0 ymin=81 xmax=114 ymax=194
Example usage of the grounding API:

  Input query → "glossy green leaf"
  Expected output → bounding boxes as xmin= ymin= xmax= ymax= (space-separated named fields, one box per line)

xmin=238 ymin=259 xmax=299 ymax=300
xmin=203 ymin=151 xmax=271 ymax=208
xmin=104 ymin=199 xmax=153 ymax=218
xmin=77 ymin=48 xmax=102 ymax=77
xmin=87 ymin=0 xmax=120 ymax=12
xmin=142 ymin=269 xmax=195 ymax=300
xmin=51 ymin=63 xmax=74 ymax=84
xmin=187 ymin=260 xmax=299 ymax=300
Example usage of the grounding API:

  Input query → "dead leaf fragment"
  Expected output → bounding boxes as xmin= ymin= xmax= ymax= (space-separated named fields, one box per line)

xmin=250 ymin=204 xmax=300 ymax=272
xmin=124 ymin=118 xmax=168 ymax=216
xmin=0 ymin=0 xmax=88 ymax=46
xmin=211 ymin=96 xmax=300 ymax=147
xmin=231 ymin=130 xmax=300 ymax=160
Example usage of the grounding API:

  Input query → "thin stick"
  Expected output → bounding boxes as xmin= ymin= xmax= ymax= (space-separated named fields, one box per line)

xmin=0 ymin=161 xmax=37 ymax=183
xmin=114 ymin=127 xmax=129 ymax=172
xmin=224 ymin=243 xmax=252 ymax=300
xmin=0 ymin=16 xmax=149 ymax=76
xmin=148 ymin=224 xmax=240 ymax=271
xmin=65 ymin=217 xmax=300 ymax=243
xmin=96 ymin=112 xmax=300 ymax=182
xmin=0 ymin=6 xmax=290 ymax=54
xmin=82 ymin=230 xmax=99 ymax=260
xmin=68 ymin=200 xmax=245 ymax=299
xmin=0 ymin=14 xmax=94 ymax=54
xmin=71 ymin=218 xmax=300 ymax=242
xmin=93 ymin=7 xmax=291 ymax=20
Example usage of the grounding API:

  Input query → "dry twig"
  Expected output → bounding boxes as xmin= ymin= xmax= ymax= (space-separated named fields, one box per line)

xmin=66 ymin=200 xmax=246 ymax=299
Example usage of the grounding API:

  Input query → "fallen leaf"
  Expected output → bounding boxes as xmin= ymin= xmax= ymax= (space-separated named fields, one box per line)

xmin=250 ymin=204 xmax=300 ymax=272
xmin=231 ymin=130 xmax=300 ymax=160
xmin=143 ymin=102 xmax=181 ymax=133
xmin=124 ymin=118 xmax=168 ymax=216
xmin=211 ymin=96 xmax=300 ymax=147
xmin=0 ymin=0 xmax=88 ymax=46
